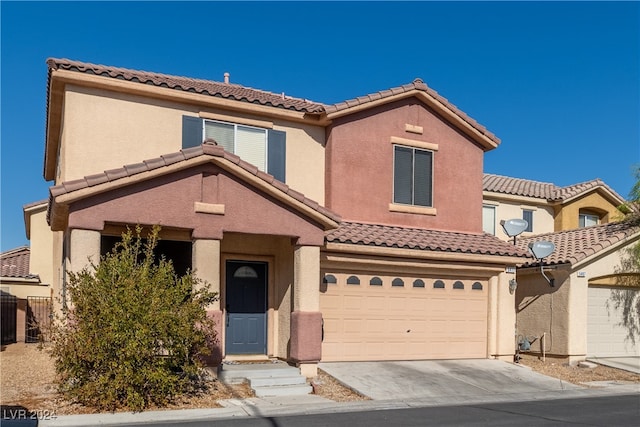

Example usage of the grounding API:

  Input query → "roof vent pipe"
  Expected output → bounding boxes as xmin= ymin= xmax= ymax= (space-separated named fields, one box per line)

xmin=224 ymin=72 xmax=230 ymax=84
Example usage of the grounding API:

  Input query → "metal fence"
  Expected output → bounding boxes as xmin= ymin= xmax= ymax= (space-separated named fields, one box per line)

xmin=1 ymin=294 xmax=17 ymax=344
xmin=25 ymin=296 xmax=52 ymax=343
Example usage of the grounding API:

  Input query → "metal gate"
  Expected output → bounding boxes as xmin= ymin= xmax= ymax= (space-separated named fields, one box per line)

xmin=1 ymin=294 xmax=17 ymax=344
xmin=26 ymin=296 xmax=52 ymax=343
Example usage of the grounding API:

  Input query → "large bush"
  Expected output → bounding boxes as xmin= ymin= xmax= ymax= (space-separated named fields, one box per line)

xmin=50 ymin=226 xmax=218 ymax=411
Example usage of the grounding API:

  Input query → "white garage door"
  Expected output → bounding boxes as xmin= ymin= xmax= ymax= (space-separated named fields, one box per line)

xmin=320 ymin=273 xmax=488 ymax=362
xmin=587 ymin=286 xmax=640 ymax=357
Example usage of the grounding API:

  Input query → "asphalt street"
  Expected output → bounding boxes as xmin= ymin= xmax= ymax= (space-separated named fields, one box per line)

xmin=118 ymin=393 xmax=640 ymax=427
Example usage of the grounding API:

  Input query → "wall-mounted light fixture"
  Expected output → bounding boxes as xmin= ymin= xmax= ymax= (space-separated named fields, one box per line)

xmin=509 ymin=279 xmax=518 ymax=294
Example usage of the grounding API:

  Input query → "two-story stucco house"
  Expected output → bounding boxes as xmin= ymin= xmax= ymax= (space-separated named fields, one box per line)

xmin=482 ymin=173 xmax=626 ymax=239
xmin=26 ymin=58 xmax=534 ymax=376
xmin=481 ymin=173 xmax=639 ymax=364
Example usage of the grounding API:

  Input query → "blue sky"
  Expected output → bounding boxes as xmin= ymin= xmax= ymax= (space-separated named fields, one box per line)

xmin=1 ymin=1 xmax=639 ymax=252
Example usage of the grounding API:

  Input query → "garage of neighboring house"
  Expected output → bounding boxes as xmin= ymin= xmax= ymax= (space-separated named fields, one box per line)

xmin=320 ymin=222 xmax=526 ymax=362
xmin=587 ymin=284 xmax=640 ymax=358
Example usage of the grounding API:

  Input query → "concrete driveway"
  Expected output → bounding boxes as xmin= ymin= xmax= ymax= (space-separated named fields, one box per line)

xmin=319 ymin=359 xmax=580 ymax=401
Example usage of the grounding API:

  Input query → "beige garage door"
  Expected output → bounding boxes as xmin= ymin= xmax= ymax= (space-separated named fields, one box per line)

xmin=320 ymin=273 xmax=488 ymax=362
xmin=587 ymin=285 xmax=640 ymax=357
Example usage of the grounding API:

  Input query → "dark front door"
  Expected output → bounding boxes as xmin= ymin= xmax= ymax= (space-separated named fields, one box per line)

xmin=225 ymin=261 xmax=267 ymax=354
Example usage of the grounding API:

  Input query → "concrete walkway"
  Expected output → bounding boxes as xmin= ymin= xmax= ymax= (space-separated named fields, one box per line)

xmin=587 ymin=357 xmax=640 ymax=374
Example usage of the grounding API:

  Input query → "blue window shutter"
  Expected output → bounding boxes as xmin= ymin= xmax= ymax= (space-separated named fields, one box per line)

xmin=182 ymin=116 xmax=203 ymax=149
xmin=394 ymin=146 xmax=413 ymax=204
xmin=267 ymin=129 xmax=286 ymax=182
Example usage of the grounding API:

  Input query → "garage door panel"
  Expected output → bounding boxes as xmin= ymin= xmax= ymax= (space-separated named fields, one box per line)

xmin=588 ymin=286 xmax=639 ymax=358
xmin=321 ymin=273 xmax=488 ymax=361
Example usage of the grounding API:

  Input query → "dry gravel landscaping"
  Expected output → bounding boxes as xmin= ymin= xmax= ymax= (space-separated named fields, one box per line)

xmin=0 ymin=343 xmax=366 ymax=415
xmin=2 ymin=344 xmax=638 ymax=417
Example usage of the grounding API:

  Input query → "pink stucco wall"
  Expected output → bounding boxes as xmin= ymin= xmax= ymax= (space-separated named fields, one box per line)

xmin=326 ymin=98 xmax=484 ymax=233
xmin=67 ymin=164 xmax=326 ymax=246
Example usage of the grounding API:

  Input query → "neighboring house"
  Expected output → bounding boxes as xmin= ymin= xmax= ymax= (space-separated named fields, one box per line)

xmin=482 ymin=174 xmax=625 ymax=239
xmin=515 ymin=222 xmax=640 ymax=363
xmin=1 ymin=246 xmax=51 ymax=343
xmin=28 ymin=58 xmax=533 ymax=376
xmin=481 ymin=174 xmax=639 ymax=363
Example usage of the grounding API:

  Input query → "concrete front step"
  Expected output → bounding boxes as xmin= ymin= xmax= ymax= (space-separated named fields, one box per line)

xmin=218 ymin=361 xmax=311 ymax=397
xmin=250 ymin=375 xmax=307 ymax=387
xmin=253 ymin=383 xmax=313 ymax=397
xmin=219 ymin=364 xmax=300 ymax=384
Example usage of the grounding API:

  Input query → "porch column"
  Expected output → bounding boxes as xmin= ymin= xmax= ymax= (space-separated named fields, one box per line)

xmin=291 ymin=245 xmax=322 ymax=378
xmin=192 ymin=238 xmax=222 ymax=366
xmin=63 ymin=229 xmax=100 ymax=309
xmin=67 ymin=229 xmax=101 ymax=274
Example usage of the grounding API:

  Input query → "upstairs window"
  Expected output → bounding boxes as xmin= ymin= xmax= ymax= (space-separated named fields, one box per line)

xmin=182 ymin=116 xmax=286 ymax=182
xmin=393 ymin=145 xmax=433 ymax=207
xmin=522 ymin=209 xmax=534 ymax=232
xmin=579 ymin=212 xmax=599 ymax=227
xmin=482 ymin=205 xmax=496 ymax=235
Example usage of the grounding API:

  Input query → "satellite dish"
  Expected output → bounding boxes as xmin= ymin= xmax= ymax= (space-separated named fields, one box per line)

xmin=501 ymin=219 xmax=529 ymax=237
xmin=528 ymin=241 xmax=555 ymax=259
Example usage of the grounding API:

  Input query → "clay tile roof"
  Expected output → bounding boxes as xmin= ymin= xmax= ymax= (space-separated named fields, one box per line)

xmin=326 ymin=222 xmax=529 ymax=258
xmin=516 ymin=221 xmax=640 ymax=266
xmin=323 ymin=78 xmax=499 ymax=145
xmin=1 ymin=247 xmax=40 ymax=280
xmin=48 ymin=143 xmax=341 ymax=225
xmin=47 ymin=58 xmax=327 ymax=114
xmin=483 ymin=174 xmax=625 ymax=203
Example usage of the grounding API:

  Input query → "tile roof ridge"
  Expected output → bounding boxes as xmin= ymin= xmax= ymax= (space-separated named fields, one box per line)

xmin=483 ymin=172 xmax=557 ymax=187
xmin=0 ymin=246 xmax=30 ymax=257
xmin=47 ymin=58 xmax=327 ymax=111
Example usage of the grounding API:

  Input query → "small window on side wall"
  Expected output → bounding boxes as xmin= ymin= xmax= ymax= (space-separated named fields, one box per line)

xmin=522 ymin=209 xmax=533 ymax=232
xmin=433 ymin=280 xmax=445 ymax=289
xmin=453 ymin=281 xmax=464 ymax=290
xmin=472 ymin=282 xmax=483 ymax=290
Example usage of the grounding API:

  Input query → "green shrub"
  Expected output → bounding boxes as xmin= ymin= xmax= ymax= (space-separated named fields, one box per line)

xmin=49 ymin=226 xmax=218 ymax=411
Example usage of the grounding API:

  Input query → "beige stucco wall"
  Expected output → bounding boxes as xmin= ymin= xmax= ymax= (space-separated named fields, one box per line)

xmin=0 ymin=280 xmax=51 ymax=299
xmin=483 ymin=196 xmax=555 ymax=239
xmin=555 ymin=192 xmax=622 ymax=231
xmin=27 ymin=208 xmax=55 ymax=287
xmin=57 ymin=85 xmax=325 ymax=202
xmin=487 ymin=271 xmax=518 ymax=360
xmin=515 ymin=266 xmax=586 ymax=360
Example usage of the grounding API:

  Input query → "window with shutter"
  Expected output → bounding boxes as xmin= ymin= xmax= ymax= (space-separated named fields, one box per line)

xmin=393 ymin=145 xmax=433 ymax=207
xmin=182 ymin=116 xmax=286 ymax=182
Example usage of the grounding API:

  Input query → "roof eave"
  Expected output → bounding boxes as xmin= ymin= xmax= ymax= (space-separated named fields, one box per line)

xmin=326 ymin=90 xmax=499 ymax=151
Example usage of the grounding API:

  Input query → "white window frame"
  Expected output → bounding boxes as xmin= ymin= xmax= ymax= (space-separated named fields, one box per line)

xmin=482 ymin=205 xmax=496 ymax=235
xmin=203 ymin=119 xmax=270 ymax=170
xmin=579 ymin=213 xmax=599 ymax=227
